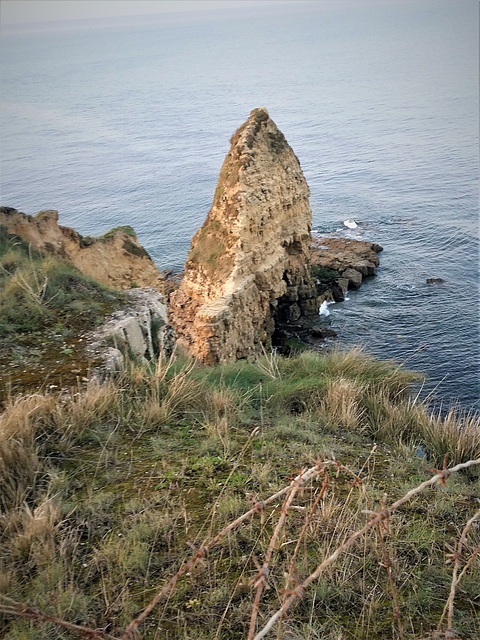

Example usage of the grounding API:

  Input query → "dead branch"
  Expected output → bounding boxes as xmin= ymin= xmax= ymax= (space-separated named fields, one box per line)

xmin=121 ymin=461 xmax=330 ymax=639
xmin=248 ymin=470 xmax=305 ymax=639
xmin=0 ymin=595 xmax=120 ymax=639
xmin=253 ymin=457 xmax=480 ymax=640
xmin=437 ymin=507 xmax=480 ymax=633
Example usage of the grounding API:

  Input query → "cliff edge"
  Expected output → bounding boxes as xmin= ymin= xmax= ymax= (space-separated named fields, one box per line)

xmin=169 ymin=107 xmax=320 ymax=363
xmin=0 ymin=207 xmax=164 ymax=291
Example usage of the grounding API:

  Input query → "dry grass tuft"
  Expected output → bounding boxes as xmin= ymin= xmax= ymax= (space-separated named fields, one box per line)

xmin=0 ymin=394 xmax=55 ymax=512
xmin=418 ymin=407 xmax=480 ymax=464
xmin=320 ymin=377 xmax=366 ymax=430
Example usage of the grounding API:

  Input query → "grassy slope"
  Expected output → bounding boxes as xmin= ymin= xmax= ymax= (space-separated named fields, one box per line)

xmin=0 ymin=225 xmax=125 ymax=402
xmin=1 ymin=349 xmax=479 ymax=640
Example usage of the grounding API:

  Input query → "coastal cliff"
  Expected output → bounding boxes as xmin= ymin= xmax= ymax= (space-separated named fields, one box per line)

xmin=0 ymin=207 xmax=164 ymax=291
xmin=169 ymin=107 xmax=320 ymax=363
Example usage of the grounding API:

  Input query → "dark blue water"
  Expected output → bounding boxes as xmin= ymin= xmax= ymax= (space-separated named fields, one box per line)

xmin=1 ymin=1 xmax=478 ymax=410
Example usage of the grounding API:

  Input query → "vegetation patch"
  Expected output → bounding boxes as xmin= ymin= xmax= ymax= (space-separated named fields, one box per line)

xmin=100 ymin=225 xmax=137 ymax=240
xmin=0 ymin=230 xmax=125 ymax=403
xmin=0 ymin=350 xmax=478 ymax=639
xmin=266 ymin=129 xmax=288 ymax=154
xmin=188 ymin=217 xmax=233 ymax=279
xmin=312 ymin=265 xmax=340 ymax=283
xmin=122 ymin=238 xmax=149 ymax=258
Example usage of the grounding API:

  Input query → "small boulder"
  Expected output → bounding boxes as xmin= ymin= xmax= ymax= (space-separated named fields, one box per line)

xmin=310 ymin=327 xmax=338 ymax=338
xmin=342 ymin=268 xmax=363 ymax=289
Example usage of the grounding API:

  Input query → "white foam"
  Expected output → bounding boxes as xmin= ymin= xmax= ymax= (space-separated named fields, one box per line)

xmin=319 ymin=300 xmax=335 ymax=316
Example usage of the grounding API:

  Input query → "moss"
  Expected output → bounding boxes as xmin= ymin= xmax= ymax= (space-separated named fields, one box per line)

xmin=34 ymin=210 xmax=57 ymax=221
xmin=122 ymin=238 xmax=149 ymax=259
xmin=188 ymin=218 xmax=233 ymax=279
xmin=266 ymin=129 xmax=288 ymax=154
xmin=79 ymin=235 xmax=96 ymax=247
xmin=312 ymin=265 xmax=339 ymax=282
xmin=100 ymin=225 xmax=137 ymax=240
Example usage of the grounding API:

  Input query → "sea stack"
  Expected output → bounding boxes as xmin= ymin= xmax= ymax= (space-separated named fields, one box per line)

xmin=169 ymin=107 xmax=320 ymax=363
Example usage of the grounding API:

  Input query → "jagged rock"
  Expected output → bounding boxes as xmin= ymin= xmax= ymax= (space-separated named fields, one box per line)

xmin=312 ymin=237 xmax=382 ymax=290
xmin=86 ymin=288 xmax=173 ymax=381
xmin=342 ymin=268 xmax=363 ymax=289
xmin=312 ymin=237 xmax=382 ymax=272
xmin=0 ymin=207 xmax=164 ymax=291
xmin=335 ymin=278 xmax=350 ymax=299
xmin=169 ymin=107 xmax=320 ymax=364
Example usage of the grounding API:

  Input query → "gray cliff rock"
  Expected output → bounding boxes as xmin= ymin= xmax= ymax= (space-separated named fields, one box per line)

xmin=86 ymin=288 xmax=174 ymax=381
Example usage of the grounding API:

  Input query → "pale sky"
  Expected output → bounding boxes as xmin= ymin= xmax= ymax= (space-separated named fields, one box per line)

xmin=1 ymin=0 xmax=298 ymax=25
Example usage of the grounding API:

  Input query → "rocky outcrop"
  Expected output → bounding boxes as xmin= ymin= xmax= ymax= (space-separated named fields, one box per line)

xmin=311 ymin=237 xmax=383 ymax=296
xmin=0 ymin=207 xmax=164 ymax=291
xmin=86 ymin=288 xmax=174 ymax=381
xmin=169 ymin=108 xmax=320 ymax=364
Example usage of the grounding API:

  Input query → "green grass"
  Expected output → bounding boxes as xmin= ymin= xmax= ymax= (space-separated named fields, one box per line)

xmin=1 ymin=350 xmax=479 ymax=639
xmin=312 ymin=265 xmax=339 ymax=283
xmin=99 ymin=225 xmax=137 ymax=240
xmin=0 ymin=227 xmax=125 ymax=402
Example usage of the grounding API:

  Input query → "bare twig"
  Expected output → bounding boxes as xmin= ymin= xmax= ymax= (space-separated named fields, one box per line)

xmin=334 ymin=453 xmax=404 ymax=640
xmin=253 ymin=458 xmax=480 ymax=640
xmin=276 ymin=471 xmax=330 ymax=640
xmin=248 ymin=471 xmax=305 ymax=639
xmin=0 ymin=595 xmax=120 ymax=639
xmin=121 ymin=462 xmax=330 ymax=639
xmin=437 ymin=508 xmax=480 ymax=633
xmin=375 ymin=495 xmax=404 ymax=640
xmin=286 ymin=471 xmax=330 ymax=585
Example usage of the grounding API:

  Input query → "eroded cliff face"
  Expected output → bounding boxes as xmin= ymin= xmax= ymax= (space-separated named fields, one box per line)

xmin=169 ymin=107 xmax=319 ymax=363
xmin=0 ymin=207 xmax=164 ymax=291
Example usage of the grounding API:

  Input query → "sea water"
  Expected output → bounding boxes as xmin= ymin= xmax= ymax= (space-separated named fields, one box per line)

xmin=1 ymin=0 xmax=478 ymax=410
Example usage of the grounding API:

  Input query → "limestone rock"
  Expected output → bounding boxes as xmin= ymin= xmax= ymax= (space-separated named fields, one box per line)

xmin=342 ymin=268 xmax=363 ymax=289
xmin=169 ymin=107 xmax=320 ymax=363
xmin=0 ymin=207 xmax=164 ymax=291
xmin=312 ymin=237 xmax=382 ymax=272
xmin=311 ymin=237 xmax=382 ymax=290
xmin=86 ymin=288 xmax=173 ymax=381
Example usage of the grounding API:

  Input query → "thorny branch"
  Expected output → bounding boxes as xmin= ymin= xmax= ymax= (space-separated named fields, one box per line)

xmin=437 ymin=508 xmax=480 ymax=633
xmin=252 ymin=457 xmax=480 ymax=640
xmin=333 ymin=452 xmax=404 ymax=640
xmin=0 ymin=595 xmax=120 ymax=639
xmin=2 ymin=457 xmax=479 ymax=640
xmin=247 ymin=469 xmax=308 ymax=640
xmin=121 ymin=462 xmax=330 ymax=639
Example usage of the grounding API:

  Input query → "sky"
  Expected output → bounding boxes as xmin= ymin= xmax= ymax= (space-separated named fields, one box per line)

xmin=0 ymin=0 xmax=297 ymax=25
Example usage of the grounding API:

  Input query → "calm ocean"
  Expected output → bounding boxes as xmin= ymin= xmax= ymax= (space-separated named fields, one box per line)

xmin=1 ymin=0 xmax=478 ymax=410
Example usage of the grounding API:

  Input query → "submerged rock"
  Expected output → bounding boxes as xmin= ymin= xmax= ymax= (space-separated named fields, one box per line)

xmin=0 ymin=207 xmax=164 ymax=291
xmin=169 ymin=107 xmax=321 ymax=364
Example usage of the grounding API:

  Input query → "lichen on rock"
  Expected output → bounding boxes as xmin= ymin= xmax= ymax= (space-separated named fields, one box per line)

xmin=169 ymin=107 xmax=320 ymax=364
